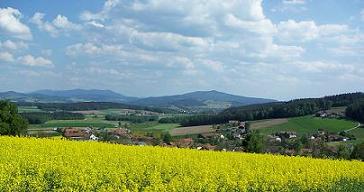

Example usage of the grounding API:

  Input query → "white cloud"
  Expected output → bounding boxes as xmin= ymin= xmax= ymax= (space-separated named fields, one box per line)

xmin=30 ymin=12 xmax=81 ymax=37
xmin=66 ymin=42 xmax=122 ymax=56
xmin=86 ymin=21 xmax=105 ymax=28
xmin=361 ymin=9 xmax=364 ymax=21
xmin=52 ymin=15 xmax=81 ymax=30
xmin=294 ymin=61 xmax=354 ymax=73
xmin=282 ymin=0 xmax=305 ymax=5
xmin=18 ymin=55 xmax=53 ymax=67
xmin=276 ymin=20 xmax=352 ymax=44
xmin=277 ymin=20 xmax=319 ymax=42
xmin=224 ymin=13 xmax=276 ymax=35
xmin=0 ymin=51 xmax=14 ymax=62
xmin=80 ymin=0 xmax=119 ymax=21
xmin=0 ymin=7 xmax=32 ymax=40
xmin=200 ymin=59 xmax=224 ymax=72
xmin=30 ymin=12 xmax=57 ymax=35
xmin=0 ymin=40 xmax=28 ymax=50
xmin=57 ymin=0 xmax=364 ymax=98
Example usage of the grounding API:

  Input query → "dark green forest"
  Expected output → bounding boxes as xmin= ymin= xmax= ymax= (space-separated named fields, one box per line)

xmin=21 ymin=112 xmax=85 ymax=124
xmin=346 ymin=101 xmax=364 ymax=123
xmin=105 ymin=114 xmax=158 ymax=123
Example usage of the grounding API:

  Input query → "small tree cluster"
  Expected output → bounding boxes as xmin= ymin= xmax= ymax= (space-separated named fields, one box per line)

xmin=0 ymin=101 xmax=28 ymax=136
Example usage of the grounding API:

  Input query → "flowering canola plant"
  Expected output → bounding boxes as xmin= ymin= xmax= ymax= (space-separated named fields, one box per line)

xmin=0 ymin=136 xmax=363 ymax=191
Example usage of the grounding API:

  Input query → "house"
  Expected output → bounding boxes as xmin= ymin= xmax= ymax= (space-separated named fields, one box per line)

xmin=199 ymin=144 xmax=216 ymax=151
xmin=327 ymin=135 xmax=349 ymax=142
xmin=275 ymin=131 xmax=297 ymax=139
xmin=89 ymin=134 xmax=99 ymax=141
xmin=238 ymin=122 xmax=246 ymax=129
xmin=267 ymin=135 xmax=282 ymax=143
xmin=63 ymin=127 xmax=92 ymax=140
xmin=232 ymin=127 xmax=248 ymax=139
xmin=174 ymin=138 xmax=194 ymax=148
xmin=228 ymin=120 xmax=240 ymax=126
xmin=316 ymin=111 xmax=328 ymax=118
xmin=111 ymin=128 xmax=131 ymax=137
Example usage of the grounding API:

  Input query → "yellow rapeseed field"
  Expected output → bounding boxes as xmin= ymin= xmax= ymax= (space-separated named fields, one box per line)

xmin=0 ymin=136 xmax=363 ymax=191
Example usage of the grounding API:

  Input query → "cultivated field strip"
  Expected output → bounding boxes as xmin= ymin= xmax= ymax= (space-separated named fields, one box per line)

xmin=0 ymin=137 xmax=363 ymax=191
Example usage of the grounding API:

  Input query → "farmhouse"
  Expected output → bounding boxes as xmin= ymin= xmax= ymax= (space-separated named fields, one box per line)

xmin=274 ymin=131 xmax=297 ymax=139
xmin=173 ymin=138 xmax=194 ymax=148
xmin=111 ymin=128 xmax=131 ymax=138
xmin=267 ymin=135 xmax=282 ymax=143
xmin=63 ymin=127 xmax=92 ymax=140
xmin=228 ymin=120 xmax=240 ymax=126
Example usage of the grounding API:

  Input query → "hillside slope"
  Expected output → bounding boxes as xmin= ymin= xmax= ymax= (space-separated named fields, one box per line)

xmin=31 ymin=89 xmax=138 ymax=103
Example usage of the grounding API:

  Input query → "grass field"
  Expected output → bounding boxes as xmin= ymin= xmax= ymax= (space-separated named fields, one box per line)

xmin=18 ymin=106 xmax=43 ymax=113
xmin=347 ymin=127 xmax=364 ymax=144
xmin=254 ymin=116 xmax=356 ymax=136
xmin=128 ymin=121 xmax=180 ymax=135
xmin=0 ymin=136 xmax=363 ymax=191
xmin=170 ymin=125 xmax=214 ymax=136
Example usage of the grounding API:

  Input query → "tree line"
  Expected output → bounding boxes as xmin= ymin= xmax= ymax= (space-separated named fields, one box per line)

xmin=16 ymin=102 xmax=175 ymax=113
xmin=21 ymin=112 xmax=85 ymax=124
xmin=346 ymin=100 xmax=364 ymax=123
xmin=105 ymin=114 xmax=158 ymax=123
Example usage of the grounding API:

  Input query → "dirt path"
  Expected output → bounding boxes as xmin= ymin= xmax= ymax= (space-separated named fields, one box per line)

xmin=345 ymin=122 xmax=361 ymax=132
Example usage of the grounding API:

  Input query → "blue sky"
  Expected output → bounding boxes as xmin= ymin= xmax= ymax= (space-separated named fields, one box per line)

xmin=0 ymin=0 xmax=363 ymax=100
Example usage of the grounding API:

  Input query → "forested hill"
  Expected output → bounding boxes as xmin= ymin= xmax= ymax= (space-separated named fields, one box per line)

xmin=160 ymin=92 xmax=364 ymax=126
xmin=222 ymin=92 xmax=364 ymax=120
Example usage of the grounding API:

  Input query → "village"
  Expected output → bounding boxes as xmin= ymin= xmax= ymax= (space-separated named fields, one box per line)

xmin=58 ymin=113 xmax=357 ymax=157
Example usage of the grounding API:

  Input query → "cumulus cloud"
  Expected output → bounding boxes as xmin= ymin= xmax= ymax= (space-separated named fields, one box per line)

xmin=85 ymin=21 xmax=105 ymax=28
xmin=0 ymin=51 xmax=14 ymax=62
xmin=48 ymin=0 xmax=364 ymax=97
xmin=294 ymin=61 xmax=354 ymax=73
xmin=0 ymin=7 xmax=32 ymax=40
xmin=276 ymin=20 xmax=352 ymax=44
xmin=72 ymin=0 xmax=304 ymax=66
xmin=53 ymin=15 xmax=81 ymax=30
xmin=0 ymin=40 xmax=28 ymax=50
xmin=30 ymin=12 xmax=81 ymax=37
xmin=18 ymin=54 xmax=53 ymax=67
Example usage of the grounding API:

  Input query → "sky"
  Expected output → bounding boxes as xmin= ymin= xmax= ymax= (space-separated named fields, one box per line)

xmin=0 ymin=0 xmax=363 ymax=100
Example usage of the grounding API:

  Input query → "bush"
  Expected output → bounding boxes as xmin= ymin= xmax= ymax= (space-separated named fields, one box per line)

xmin=243 ymin=131 xmax=265 ymax=153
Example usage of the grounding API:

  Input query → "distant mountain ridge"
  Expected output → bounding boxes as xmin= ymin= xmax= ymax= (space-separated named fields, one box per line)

xmin=0 ymin=89 xmax=276 ymax=111
xmin=131 ymin=90 xmax=276 ymax=108
xmin=31 ymin=89 xmax=138 ymax=103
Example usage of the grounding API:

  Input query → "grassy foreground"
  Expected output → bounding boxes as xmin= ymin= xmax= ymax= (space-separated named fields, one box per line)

xmin=0 ymin=137 xmax=363 ymax=191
